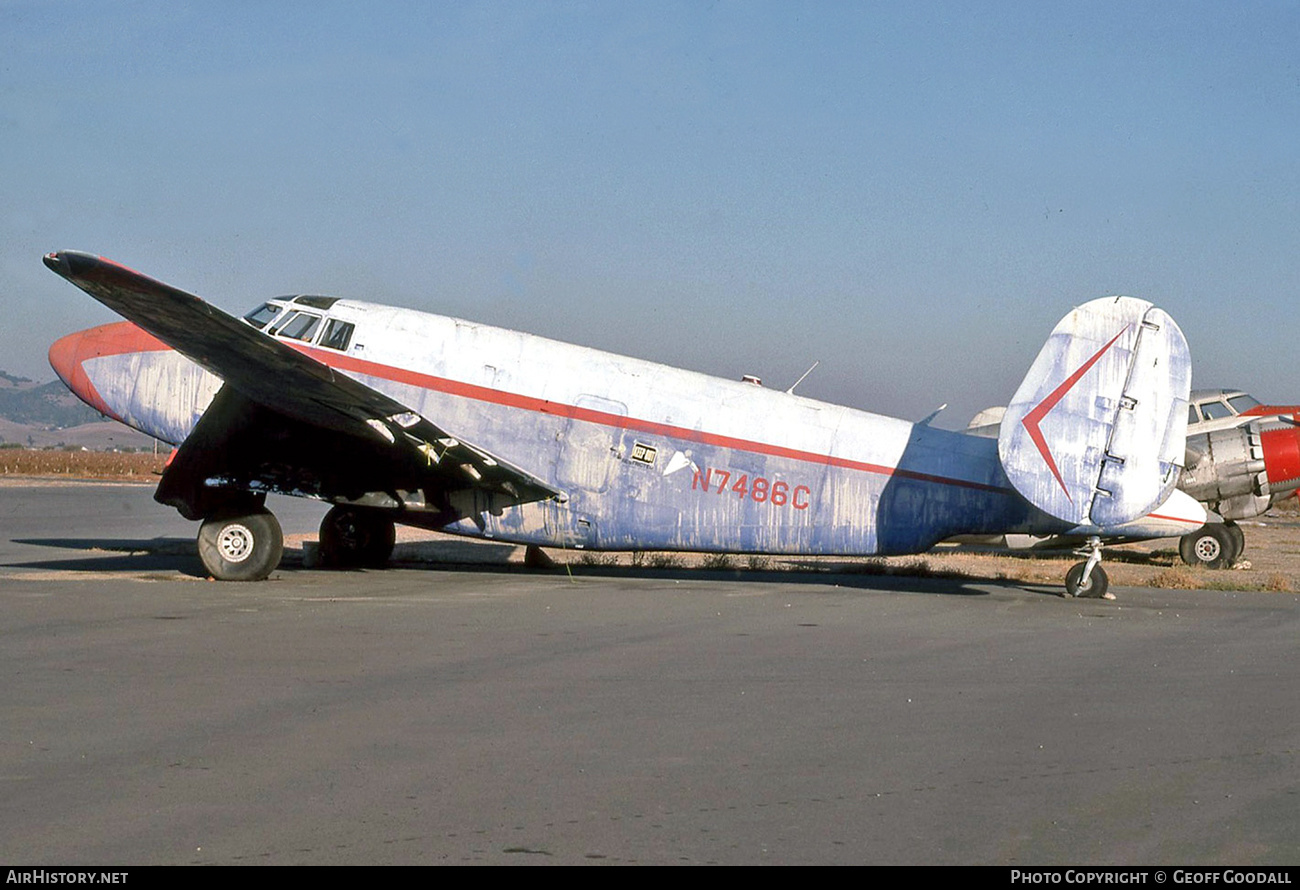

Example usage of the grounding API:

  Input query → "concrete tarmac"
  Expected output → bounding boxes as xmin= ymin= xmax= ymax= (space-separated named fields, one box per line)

xmin=1 ymin=483 xmax=1297 ymax=865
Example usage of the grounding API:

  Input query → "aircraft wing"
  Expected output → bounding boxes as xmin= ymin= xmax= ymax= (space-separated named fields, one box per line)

xmin=44 ymin=251 xmax=564 ymax=510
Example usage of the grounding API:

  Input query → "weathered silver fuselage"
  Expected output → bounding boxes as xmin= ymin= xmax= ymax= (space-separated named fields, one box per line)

xmin=52 ymin=297 xmax=1200 ymax=554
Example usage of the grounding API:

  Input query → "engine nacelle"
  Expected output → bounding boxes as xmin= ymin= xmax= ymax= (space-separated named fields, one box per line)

xmin=1180 ymin=419 xmax=1300 ymax=520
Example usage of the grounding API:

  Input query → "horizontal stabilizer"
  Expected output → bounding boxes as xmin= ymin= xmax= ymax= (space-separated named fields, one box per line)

xmin=998 ymin=297 xmax=1191 ymax=528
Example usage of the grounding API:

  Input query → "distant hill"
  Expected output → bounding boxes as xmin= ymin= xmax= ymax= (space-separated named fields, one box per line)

xmin=0 ymin=375 xmax=105 ymax=427
xmin=0 ymin=371 xmax=160 ymax=450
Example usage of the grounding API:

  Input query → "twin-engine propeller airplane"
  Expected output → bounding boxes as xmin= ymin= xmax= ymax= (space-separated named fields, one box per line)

xmin=45 ymin=250 xmax=1206 ymax=598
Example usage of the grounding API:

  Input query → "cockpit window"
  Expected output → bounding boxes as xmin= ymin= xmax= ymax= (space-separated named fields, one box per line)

xmin=243 ymin=303 xmax=283 ymax=330
xmin=294 ymin=295 xmax=341 ymax=310
xmin=1227 ymin=394 xmax=1261 ymax=414
xmin=1200 ymin=400 xmax=1233 ymax=420
xmin=319 ymin=318 xmax=355 ymax=351
xmin=271 ymin=310 xmax=322 ymax=342
xmin=1188 ymin=405 xmax=1200 ymax=425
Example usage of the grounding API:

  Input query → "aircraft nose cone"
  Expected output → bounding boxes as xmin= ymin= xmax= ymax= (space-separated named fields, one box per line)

xmin=48 ymin=328 xmax=87 ymax=392
xmin=48 ymin=328 xmax=117 ymax=421
xmin=47 ymin=324 xmax=128 ymax=421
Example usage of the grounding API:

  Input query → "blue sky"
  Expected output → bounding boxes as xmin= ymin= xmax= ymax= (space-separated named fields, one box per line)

xmin=3 ymin=1 xmax=1297 ymax=427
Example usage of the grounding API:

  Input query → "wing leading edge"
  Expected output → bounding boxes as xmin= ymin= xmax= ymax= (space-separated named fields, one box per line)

xmin=44 ymin=251 xmax=564 ymax=516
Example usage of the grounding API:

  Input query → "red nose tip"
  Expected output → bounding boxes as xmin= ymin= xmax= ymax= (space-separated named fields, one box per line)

xmin=48 ymin=330 xmax=80 ymax=389
xmin=48 ymin=321 xmax=164 ymax=422
xmin=48 ymin=328 xmax=116 ymax=419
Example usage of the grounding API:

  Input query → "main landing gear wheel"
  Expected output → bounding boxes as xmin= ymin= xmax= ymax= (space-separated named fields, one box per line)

xmin=1226 ymin=522 xmax=1246 ymax=560
xmin=198 ymin=508 xmax=284 ymax=581
xmin=1065 ymin=563 xmax=1110 ymax=599
xmin=1179 ymin=523 xmax=1238 ymax=569
xmin=319 ymin=506 xmax=396 ymax=568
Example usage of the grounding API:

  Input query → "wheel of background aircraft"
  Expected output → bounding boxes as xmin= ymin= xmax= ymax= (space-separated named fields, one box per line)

xmin=1064 ymin=563 xmax=1109 ymax=599
xmin=197 ymin=508 xmax=284 ymax=582
xmin=1178 ymin=523 xmax=1237 ymax=569
xmin=319 ymin=506 xmax=396 ymax=568
xmin=1225 ymin=522 xmax=1246 ymax=560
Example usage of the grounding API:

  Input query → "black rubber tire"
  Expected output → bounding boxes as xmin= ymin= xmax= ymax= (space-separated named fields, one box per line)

xmin=1065 ymin=562 xmax=1109 ymax=599
xmin=198 ymin=509 xmax=284 ymax=581
xmin=1225 ymin=522 xmax=1246 ymax=561
xmin=1179 ymin=524 xmax=1235 ymax=569
xmin=319 ymin=506 xmax=396 ymax=568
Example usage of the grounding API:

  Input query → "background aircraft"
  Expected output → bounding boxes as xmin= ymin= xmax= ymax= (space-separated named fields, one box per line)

xmin=45 ymin=251 xmax=1205 ymax=598
xmin=1178 ymin=389 xmax=1300 ymax=568
xmin=967 ymin=390 xmax=1300 ymax=569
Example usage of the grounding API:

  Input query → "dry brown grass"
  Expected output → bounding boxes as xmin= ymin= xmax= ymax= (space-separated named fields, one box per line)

xmin=1147 ymin=567 xmax=1199 ymax=589
xmin=0 ymin=448 xmax=165 ymax=480
xmin=1263 ymin=573 xmax=1292 ymax=592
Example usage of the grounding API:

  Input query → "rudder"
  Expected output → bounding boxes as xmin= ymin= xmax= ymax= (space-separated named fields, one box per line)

xmin=998 ymin=296 xmax=1191 ymax=529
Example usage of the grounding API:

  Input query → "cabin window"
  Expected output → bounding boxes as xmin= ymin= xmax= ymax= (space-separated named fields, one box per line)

xmin=1200 ymin=400 xmax=1233 ymax=420
xmin=320 ymin=319 xmax=355 ymax=351
xmin=243 ymin=303 xmax=282 ymax=330
xmin=272 ymin=311 xmax=323 ymax=342
xmin=1227 ymin=394 xmax=1261 ymax=414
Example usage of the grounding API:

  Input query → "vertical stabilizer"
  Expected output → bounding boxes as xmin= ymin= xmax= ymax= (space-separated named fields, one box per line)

xmin=998 ymin=297 xmax=1191 ymax=528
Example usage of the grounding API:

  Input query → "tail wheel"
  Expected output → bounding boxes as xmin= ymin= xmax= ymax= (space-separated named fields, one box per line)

xmin=1179 ymin=524 xmax=1236 ymax=569
xmin=1065 ymin=563 xmax=1110 ymax=599
xmin=319 ymin=506 xmax=396 ymax=568
xmin=198 ymin=509 xmax=284 ymax=581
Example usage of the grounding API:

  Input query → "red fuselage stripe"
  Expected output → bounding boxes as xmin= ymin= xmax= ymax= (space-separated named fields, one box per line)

xmin=291 ymin=343 xmax=1012 ymax=494
xmin=63 ymin=321 xmax=1014 ymax=495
